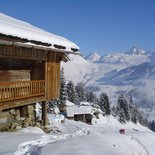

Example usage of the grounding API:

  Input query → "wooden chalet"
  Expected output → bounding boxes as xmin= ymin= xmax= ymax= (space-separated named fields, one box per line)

xmin=0 ymin=13 xmax=79 ymax=130
xmin=66 ymin=106 xmax=93 ymax=124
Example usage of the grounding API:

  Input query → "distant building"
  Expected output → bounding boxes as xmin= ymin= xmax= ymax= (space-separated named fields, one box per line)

xmin=66 ymin=106 xmax=93 ymax=124
xmin=0 ymin=13 xmax=79 ymax=130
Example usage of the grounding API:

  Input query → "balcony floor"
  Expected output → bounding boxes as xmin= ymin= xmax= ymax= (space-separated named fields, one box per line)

xmin=0 ymin=96 xmax=45 ymax=111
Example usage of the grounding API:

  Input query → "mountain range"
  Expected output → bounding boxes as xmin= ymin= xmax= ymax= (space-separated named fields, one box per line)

xmin=62 ymin=47 xmax=155 ymax=120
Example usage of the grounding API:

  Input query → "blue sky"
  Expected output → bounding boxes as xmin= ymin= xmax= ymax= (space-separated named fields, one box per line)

xmin=0 ymin=0 xmax=155 ymax=56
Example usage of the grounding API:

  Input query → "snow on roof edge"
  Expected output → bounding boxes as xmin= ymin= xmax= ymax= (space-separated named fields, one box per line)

xmin=66 ymin=106 xmax=92 ymax=117
xmin=0 ymin=12 xmax=80 ymax=52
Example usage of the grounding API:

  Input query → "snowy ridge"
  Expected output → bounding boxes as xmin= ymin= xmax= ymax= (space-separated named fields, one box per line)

xmin=85 ymin=52 xmax=101 ymax=62
xmin=0 ymin=12 xmax=79 ymax=51
xmin=127 ymin=46 xmax=146 ymax=55
xmin=101 ymin=52 xmax=149 ymax=64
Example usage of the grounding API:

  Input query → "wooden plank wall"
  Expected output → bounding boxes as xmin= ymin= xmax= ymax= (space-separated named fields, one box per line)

xmin=0 ymin=70 xmax=30 ymax=82
xmin=45 ymin=62 xmax=55 ymax=99
xmin=30 ymin=61 xmax=45 ymax=81
xmin=0 ymin=45 xmax=47 ymax=61
xmin=0 ymin=58 xmax=34 ymax=70
xmin=45 ymin=52 xmax=61 ymax=100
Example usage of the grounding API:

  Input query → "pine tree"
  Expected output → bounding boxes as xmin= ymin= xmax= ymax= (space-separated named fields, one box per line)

xmin=67 ymin=81 xmax=78 ymax=104
xmin=124 ymin=103 xmax=130 ymax=122
xmin=60 ymin=67 xmax=67 ymax=105
xmin=99 ymin=92 xmax=110 ymax=115
xmin=128 ymin=95 xmax=144 ymax=124
xmin=138 ymin=111 xmax=144 ymax=125
xmin=149 ymin=120 xmax=155 ymax=132
xmin=131 ymin=107 xmax=138 ymax=124
xmin=143 ymin=118 xmax=149 ymax=127
xmin=117 ymin=94 xmax=130 ymax=123
xmin=117 ymin=95 xmax=123 ymax=114
xmin=119 ymin=109 xmax=126 ymax=124
xmin=75 ymin=82 xmax=86 ymax=102
xmin=86 ymin=91 xmax=98 ymax=104
xmin=152 ymin=120 xmax=155 ymax=131
xmin=128 ymin=95 xmax=134 ymax=114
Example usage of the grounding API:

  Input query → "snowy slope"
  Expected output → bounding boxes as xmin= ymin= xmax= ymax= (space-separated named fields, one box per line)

xmin=2 ymin=115 xmax=155 ymax=155
xmin=62 ymin=48 xmax=155 ymax=120
xmin=62 ymin=54 xmax=95 ymax=84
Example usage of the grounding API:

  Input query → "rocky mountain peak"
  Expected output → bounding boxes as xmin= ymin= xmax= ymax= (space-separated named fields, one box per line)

xmin=85 ymin=52 xmax=101 ymax=62
xmin=128 ymin=46 xmax=146 ymax=55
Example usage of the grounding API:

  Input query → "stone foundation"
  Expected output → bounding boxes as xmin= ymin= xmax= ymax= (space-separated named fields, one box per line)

xmin=0 ymin=104 xmax=42 ymax=131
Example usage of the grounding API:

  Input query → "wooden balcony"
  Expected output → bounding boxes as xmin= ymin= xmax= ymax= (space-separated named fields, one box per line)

xmin=0 ymin=80 xmax=45 ymax=110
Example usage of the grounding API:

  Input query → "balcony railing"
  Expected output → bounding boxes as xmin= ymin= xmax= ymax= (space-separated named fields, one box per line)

xmin=0 ymin=80 xmax=45 ymax=102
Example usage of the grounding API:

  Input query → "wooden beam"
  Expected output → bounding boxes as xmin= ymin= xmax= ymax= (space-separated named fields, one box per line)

xmin=20 ymin=106 xmax=27 ymax=117
xmin=0 ymin=96 xmax=45 ymax=111
xmin=56 ymin=60 xmax=60 ymax=98
xmin=0 ymin=58 xmax=34 ymax=70
xmin=45 ymin=53 xmax=61 ymax=100
xmin=45 ymin=61 xmax=56 ymax=99
xmin=42 ymin=101 xmax=47 ymax=126
xmin=0 ymin=44 xmax=47 ymax=61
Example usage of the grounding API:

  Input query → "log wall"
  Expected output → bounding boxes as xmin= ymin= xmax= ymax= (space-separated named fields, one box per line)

xmin=45 ymin=52 xmax=61 ymax=100
xmin=0 ymin=45 xmax=46 ymax=61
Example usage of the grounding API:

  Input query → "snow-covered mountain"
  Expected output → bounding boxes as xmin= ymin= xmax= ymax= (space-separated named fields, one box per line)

xmin=62 ymin=47 xmax=155 ymax=120
xmin=85 ymin=52 xmax=101 ymax=62
xmin=127 ymin=46 xmax=146 ymax=55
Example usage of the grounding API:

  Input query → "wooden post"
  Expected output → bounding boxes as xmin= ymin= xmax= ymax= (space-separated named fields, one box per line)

xmin=20 ymin=106 xmax=26 ymax=117
xmin=42 ymin=101 xmax=47 ymax=126
xmin=45 ymin=52 xmax=56 ymax=100
xmin=56 ymin=60 xmax=60 ymax=98
xmin=83 ymin=114 xmax=86 ymax=123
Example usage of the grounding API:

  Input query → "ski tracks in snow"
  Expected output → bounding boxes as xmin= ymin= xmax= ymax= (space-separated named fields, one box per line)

xmin=126 ymin=134 xmax=149 ymax=155
xmin=131 ymin=136 xmax=149 ymax=155
xmin=14 ymin=128 xmax=89 ymax=155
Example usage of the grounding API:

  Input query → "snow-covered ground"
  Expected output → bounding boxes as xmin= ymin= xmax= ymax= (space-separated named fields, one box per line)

xmin=1 ymin=114 xmax=155 ymax=155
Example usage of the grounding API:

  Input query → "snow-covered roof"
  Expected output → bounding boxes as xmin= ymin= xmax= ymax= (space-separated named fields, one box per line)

xmin=0 ymin=13 xmax=79 ymax=52
xmin=80 ymin=102 xmax=90 ymax=106
xmin=66 ymin=100 xmax=75 ymax=107
xmin=66 ymin=106 xmax=92 ymax=117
